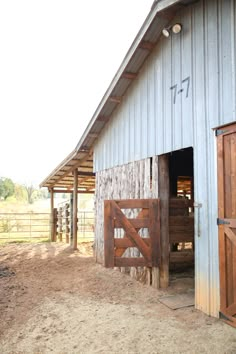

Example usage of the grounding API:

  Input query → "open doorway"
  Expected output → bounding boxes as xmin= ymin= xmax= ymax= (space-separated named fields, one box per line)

xmin=168 ymin=147 xmax=194 ymax=294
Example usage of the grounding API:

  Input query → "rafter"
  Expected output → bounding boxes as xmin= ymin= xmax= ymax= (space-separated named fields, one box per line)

xmin=138 ymin=40 xmax=155 ymax=51
xmin=121 ymin=72 xmax=137 ymax=80
xmin=50 ymin=149 xmax=93 ymax=187
xmin=109 ymin=96 xmax=122 ymax=103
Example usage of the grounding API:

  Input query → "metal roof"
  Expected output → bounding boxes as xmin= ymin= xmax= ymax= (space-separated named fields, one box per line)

xmin=40 ymin=0 xmax=196 ymax=191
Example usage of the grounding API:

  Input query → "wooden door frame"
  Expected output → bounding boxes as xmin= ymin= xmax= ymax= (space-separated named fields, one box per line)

xmin=216 ymin=122 xmax=236 ymax=327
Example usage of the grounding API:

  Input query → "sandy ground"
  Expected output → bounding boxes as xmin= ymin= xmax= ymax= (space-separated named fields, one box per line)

xmin=0 ymin=242 xmax=236 ymax=354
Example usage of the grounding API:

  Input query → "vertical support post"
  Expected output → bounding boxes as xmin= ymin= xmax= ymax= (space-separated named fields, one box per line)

xmin=54 ymin=208 xmax=58 ymax=241
xmin=73 ymin=168 xmax=78 ymax=250
xmin=158 ymin=154 xmax=170 ymax=288
xmin=149 ymin=199 xmax=161 ymax=289
xmin=59 ymin=207 xmax=63 ymax=242
xmin=104 ymin=200 xmax=114 ymax=267
xmin=50 ymin=188 xmax=55 ymax=242
xmin=65 ymin=203 xmax=70 ymax=243
xmin=70 ymin=193 xmax=73 ymax=247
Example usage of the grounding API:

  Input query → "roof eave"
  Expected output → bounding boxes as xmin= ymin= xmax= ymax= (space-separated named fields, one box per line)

xmin=75 ymin=0 xmax=185 ymax=152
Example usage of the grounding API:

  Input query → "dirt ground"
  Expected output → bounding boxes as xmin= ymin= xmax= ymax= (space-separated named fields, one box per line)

xmin=0 ymin=242 xmax=236 ymax=354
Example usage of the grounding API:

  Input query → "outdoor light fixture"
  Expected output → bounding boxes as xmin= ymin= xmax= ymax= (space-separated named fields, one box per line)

xmin=162 ymin=27 xmax=171 ymax=38
xmin=172 ymin=23 xmax=182 ymax=34
xmin=162 ymin=23 xmax=182 ymax=38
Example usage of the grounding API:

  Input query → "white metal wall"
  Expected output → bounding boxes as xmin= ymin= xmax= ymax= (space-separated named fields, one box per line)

xmin=93 ymin=0 xmax=236 ymax=317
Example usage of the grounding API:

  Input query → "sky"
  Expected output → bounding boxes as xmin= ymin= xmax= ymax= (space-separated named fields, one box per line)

xmin=0 ymin=0 xmax=154 ymax=186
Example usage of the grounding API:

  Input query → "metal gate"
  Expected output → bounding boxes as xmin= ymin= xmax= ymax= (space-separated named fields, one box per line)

xmin=104 ymin=199 xmax=160 ymax=268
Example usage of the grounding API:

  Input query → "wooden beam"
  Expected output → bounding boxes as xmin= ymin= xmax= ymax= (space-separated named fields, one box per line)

xmin=88 ymin=133 xmax=99 ymax=138
xmin=111 ymin=201 xmax=151 ymax=263
xmin=70 ymin=193 xmax=73 ymax=247
xmin=97 ymin=115 xmax=111 ymax=122
xmin=49 ymin=188 xmax=55 ymax=242
xmin=109 ymin=96 xmax=122 ymax=103
xmin=115 ymin=257 xmax=151 ymax=267
xmin=50 ymin=149 xmax=93 ymax=187
xmin=158 ymin=154 xmax=170 ymax=288
xmin=54 ymin=171 xmax=95 ymax=178
xmin=73 ymin=169 xmax=78 ymax=250
xmin=85 ymin=187 xmax=96 ymax=192
xmin=121 ymin=72 xmax=137 ymax=80
xmin=104 ymin=200 xmax=114 ymax=267
xmin=53 ymin=189 xmax=94 ymax=194
xmin=139 ymin=40 xmax=155 ymax=51
xmin=78 ymin=176 xmax=94 ymax=184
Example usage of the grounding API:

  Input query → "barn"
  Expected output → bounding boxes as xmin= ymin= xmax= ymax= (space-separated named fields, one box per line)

xmin=40 ymin=0 xmax=236 ymax=324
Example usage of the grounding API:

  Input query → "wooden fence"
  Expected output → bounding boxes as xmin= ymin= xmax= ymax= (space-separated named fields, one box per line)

xmin=55 ymin=202 xmax=94 ymax=242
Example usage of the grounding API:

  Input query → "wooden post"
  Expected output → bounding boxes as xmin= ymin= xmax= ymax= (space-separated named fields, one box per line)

xmin=59 ymin=207 xmax=63 ymax=242
xmin=54 ymin=208 xmax=58 ymax=241
xmin=50 ymin=188 xmax=55 ymax=242
xmin=70 ymin=193 xmax=73 ymax=247
xmin=65 ymin=203 xmax=70 ymax=243
xmin=104 ymin=200 xmax=114 ymax=267
xmin=149 ymin=199 xmax=161 ymax=289
xmin=73 ymin=169 xmax=78 ymax=250
xmin=158 ymin=154 xmax=170 ymax=288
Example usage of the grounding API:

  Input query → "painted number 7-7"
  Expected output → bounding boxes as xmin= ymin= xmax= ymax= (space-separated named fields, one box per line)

xmin=170 ymin=76 xmax=190 ymax=104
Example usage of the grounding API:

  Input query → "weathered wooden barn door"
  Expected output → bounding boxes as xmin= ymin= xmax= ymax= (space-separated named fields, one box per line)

xmin=217 ymin=123 xmax=236 ymax=327
xmin=104 ymin=199 xmax=160 ymax=268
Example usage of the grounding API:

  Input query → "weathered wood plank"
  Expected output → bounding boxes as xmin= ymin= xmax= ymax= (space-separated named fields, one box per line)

xmin=158 ymin=154 xmax=169 ymax=288
xmin=149 ymin=199 xmax=161 ymax=267
xmin=104 ymin=200 xmax=114 ymax=267
xmin=115 ymin=199 xmax=150 ymax=209
xmin=225 ymin=302 xmax=236 ymax=317
xmin=53 ymin=207 xmax=57 ymax=242
xmin=114 ymin=238 xmax=151 ymax=248
xmin=114 ymin=218 xmax=149 ymax=228
xmin=224 ymin=134 xmax=234 ymax=307
xmin=170 ymin=225 xmax=194 ymax=233
xmin=169 ymin=232 xmax=194 ymax=243
xmin=72 ymin=169 xmax=78 ymax=250
xmin=170 ymin=251 xmax=194 ymax=263
xmin=169 ymin=199 xmax=193 ymax=208
xmin=58 ymin=207 xmax=63 ymax=242
xmin=169 ymin=216 xmax=194 ymax=226
xmin=224 ymin=227 xmax=236 ymax=248
xmin=65 ymin=203 xmax=70 ymax=243
xmin=115 ymin=257 xmax=151 ymax=267
xmin=111 ymin=201 xmax=151 ymax=262
xmin=95 ymin=157 xmax=154 ymax=288
xmin=114 ymin=209 xmax=149 ymax=257
xmin=50 ymin=189 xmax=55 ymax=242
xmin=231 ymin=133 xmax=236 ymax=305
xmin=217 ymin=133 xmax=227 ymax=311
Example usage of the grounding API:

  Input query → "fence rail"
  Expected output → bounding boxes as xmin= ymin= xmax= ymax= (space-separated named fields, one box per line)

xmin=0 ymin=213 xmax=50 ymax=240
xmin=0 ymin=210 xmax=95 ymax=242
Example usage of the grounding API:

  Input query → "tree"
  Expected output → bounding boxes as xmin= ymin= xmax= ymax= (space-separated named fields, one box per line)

xmin=0 ymin=177 xmax=15 ymax=200
xmin=24 ymin=184 xmax=36 ymax=204
xmin=14 ymin=183 xmax=26 ymax=201
xmin=38 ymin=187 xmax=49 ymax=199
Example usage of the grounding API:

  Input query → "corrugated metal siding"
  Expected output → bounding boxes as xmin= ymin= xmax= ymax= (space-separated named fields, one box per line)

xmin=93 ymin=0 xmax=236 ymax=317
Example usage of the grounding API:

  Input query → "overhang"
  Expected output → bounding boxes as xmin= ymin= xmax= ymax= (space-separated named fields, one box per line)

xmin=40 ymin=0 xmax=197 ymax=191
xmin=39 ymin=149 xmax=95 ymax=192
